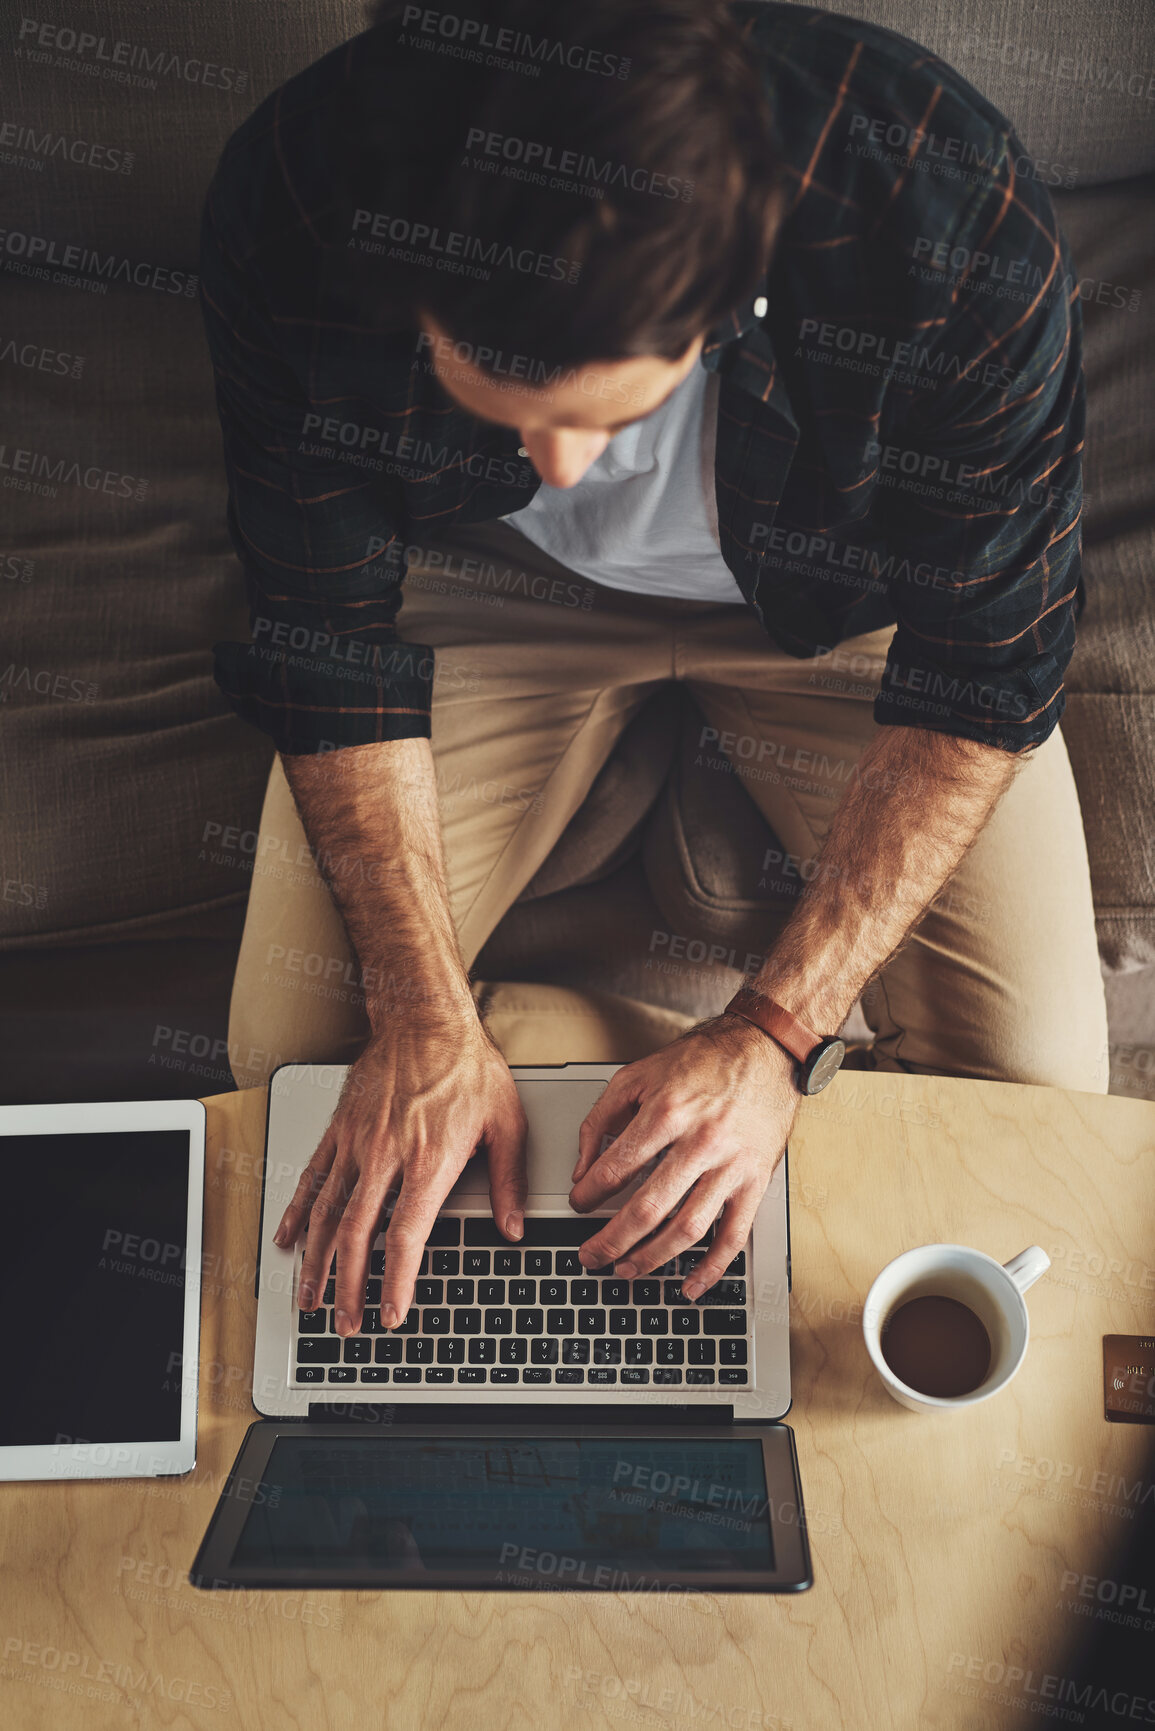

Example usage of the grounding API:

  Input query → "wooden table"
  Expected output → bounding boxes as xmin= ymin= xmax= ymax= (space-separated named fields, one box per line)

xmin=2 ymin=1072 xmax=1153 ymax=1731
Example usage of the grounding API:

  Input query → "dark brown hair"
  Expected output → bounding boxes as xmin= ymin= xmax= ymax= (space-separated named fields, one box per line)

xmin=356 ymin=0 xmax=782 ymax=368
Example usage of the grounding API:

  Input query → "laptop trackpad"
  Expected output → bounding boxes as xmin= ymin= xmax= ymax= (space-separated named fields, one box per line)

xmin=444 ymin=1078 xmax=618 ymax=1200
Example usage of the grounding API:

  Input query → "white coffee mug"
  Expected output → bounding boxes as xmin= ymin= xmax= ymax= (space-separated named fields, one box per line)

xmin=862 ymin=1243 xmax=1051 ymax=1413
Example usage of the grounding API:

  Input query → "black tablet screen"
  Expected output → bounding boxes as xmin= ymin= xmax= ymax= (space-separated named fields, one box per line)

xmin=230 ymin=1435 xmax=773 ymax=1582
xmin=0 ymin=1129 xmax=191 ymax=1447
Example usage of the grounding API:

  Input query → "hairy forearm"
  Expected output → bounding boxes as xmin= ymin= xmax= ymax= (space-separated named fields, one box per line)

xmin=751 ymin=725 xmax=1022 ymax=1029
xmin=281 ymin=738 xmax=475 ymax=1033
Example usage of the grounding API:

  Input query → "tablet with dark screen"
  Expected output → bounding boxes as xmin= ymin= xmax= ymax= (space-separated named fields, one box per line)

xmin=191 ymin=1421 xmax=812 ymax=1592
xmin=0 ymin=1098 xmax=204 ymax=1481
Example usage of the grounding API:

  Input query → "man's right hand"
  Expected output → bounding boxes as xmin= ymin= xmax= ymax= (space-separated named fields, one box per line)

xmin=273 ymin=1013 xmax=528 ymax=1335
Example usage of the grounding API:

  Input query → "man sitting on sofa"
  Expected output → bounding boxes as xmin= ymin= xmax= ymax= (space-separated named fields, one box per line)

xmin=199 ymin=0 xmax=1108 ymax=1339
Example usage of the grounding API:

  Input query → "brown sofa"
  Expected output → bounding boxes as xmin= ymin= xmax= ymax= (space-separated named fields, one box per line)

xmin=3 ymin=0 xmax=1154 ymax=1103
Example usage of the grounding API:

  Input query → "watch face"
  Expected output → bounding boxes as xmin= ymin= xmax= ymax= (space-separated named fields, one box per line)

xmin=803 ymin=1038 xmax=845 ymax=1096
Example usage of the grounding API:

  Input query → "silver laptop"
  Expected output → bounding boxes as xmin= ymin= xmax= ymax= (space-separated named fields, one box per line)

xmin=252 ymin=1061 xmax=792 ymax=1422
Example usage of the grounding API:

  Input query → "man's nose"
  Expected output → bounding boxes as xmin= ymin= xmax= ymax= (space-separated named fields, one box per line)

xmin=520 ymin=429 xmax=611 ymax=489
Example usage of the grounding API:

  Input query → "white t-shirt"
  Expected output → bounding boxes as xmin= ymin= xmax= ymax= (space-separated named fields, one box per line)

xmin=501 ymin=362 xmax=748 ymax=603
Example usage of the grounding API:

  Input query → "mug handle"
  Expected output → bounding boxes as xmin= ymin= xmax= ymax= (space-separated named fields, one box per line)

xmin=1003 ymin=1245 xmax=1050 ymax=1293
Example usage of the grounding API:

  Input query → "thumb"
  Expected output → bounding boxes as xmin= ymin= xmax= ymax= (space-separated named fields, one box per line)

xmin=486 ymin=1104 xmax=528 ymax=1239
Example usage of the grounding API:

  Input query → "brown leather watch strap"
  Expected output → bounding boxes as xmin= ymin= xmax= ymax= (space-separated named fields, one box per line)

xmin=722 ymin=987 xmax=821 ymax=1063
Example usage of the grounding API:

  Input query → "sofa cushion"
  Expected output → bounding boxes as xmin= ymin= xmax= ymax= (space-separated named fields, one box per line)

xmin=0 ymin=3 xmax=369 ymax=951
xmin=773 ymin=0 xmax=1155 ymax=184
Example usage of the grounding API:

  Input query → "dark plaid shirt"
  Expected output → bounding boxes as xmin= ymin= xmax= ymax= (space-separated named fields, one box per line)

xmin=199 ymin=1 xmax=1085 ymax=756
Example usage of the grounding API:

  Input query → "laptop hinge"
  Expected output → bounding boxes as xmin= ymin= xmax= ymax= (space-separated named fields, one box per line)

xmin=306 ymin=1402 xmax=735 ymax=1426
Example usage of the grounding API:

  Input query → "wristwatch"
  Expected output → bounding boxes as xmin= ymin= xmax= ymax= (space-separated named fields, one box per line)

xmin=722 ymin=986 xmax=846 ymax=1096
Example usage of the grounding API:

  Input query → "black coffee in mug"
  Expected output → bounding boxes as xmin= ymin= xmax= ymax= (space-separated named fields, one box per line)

xmin=880 ymin=1294 xmax=992 ymax=1398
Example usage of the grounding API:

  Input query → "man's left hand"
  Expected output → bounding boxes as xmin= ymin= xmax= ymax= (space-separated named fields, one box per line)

xmin=569 ymin=1015 xmax=801 ymax=1299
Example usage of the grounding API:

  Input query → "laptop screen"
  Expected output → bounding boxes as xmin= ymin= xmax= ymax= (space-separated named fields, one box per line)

xmin=0 ymin=1129 xmax=191 ymax=1448
xmin=228 ymin=1434 xmax=773 ymax=1583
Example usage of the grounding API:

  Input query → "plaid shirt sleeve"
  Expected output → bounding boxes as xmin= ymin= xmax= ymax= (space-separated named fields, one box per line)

xmin=199 ymin=167 xmax=434 ymax=756
xmin=870 ymin=146 xmax=1085 ymax=751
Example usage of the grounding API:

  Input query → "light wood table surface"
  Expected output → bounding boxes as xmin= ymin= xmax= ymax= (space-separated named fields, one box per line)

xmin=2 ymin=1072 xmax=1153 ymax=1731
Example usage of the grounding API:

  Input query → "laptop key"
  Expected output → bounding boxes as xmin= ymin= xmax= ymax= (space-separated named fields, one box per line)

xmin=343 ymin=1338 xmax=372 ymax=1363
xmin=653 ymin=1368 xmax=683 ymax=1384
xmin=360 ymin=1366 xmax=390 ymax=1383
xmin=463 ymin=1250 xmax=490 ymax=1275
xmin=392 ymin=1366 xmax=421 ymax=1383
xmin=570 ymin=1279 xmax=598 ymax=1305
xmin=493 ymin=1249 xmax=520 ymax=1275
xmin=555 ymin=1250 xmax=583 ymax=1275
xmin=432 ymin=1250 xmax=459 ymax=1276
xmin=328 ymin=1367 xmax=358 ymax=1383
xmin=437 ymin=1338 xmax=465 ymax=1363
xmin=525 ymin=1251 xmax=551 ymax=1275
xmin=588 ymin=1368 xmax=617 ymax=1385
xmin=577 ymin=1309 xmax=605 ymax=1335
xmin=688 ymin=1340 xmax=716 ymax=1365
xmin=423 ymin=1309 xmax=451 ymax=1334
xmin=364 ymin=1278 xmax=381 ymax=1305
xmin=671 ymin=1308 xmax=700 ymax=1336
xmin=509 ymin=1278 xmax=536 ymax=1304
xmin=632 ymin=1280 xmax=661 ymax=1305
xmin=562 ymin=1338 xmax=590 ymax=1364
xmin=531 ymin=1338 xmax=559 ymax=1363
xmin=601 ymin=1279 xmax=631 ymax=1305
xmin=625 ymin=1339 xmax=653 ymax=1365
xmin=478 ymin=1279 xmax=505 ymax=1305
xmin=454 ymin=1308 xmax=482 ymax=1335
xmin=468 ymin=1337 xmax=497 ymax=1363
xmin=719 ymin=1369 xmax=749 ymax=1384
xmin=323 ymin=1280 xmax=336 ymax=1306
xmin=726 ymin=1252 xmax=747 ymax=1276
xmin=641 ymin=1310 xmax=667 ymax=1334
xmin=370 ymin=1252 xmax=386 ymax=1277
xmin=656 ymin=1339 xmax=684 ymax=1365
xmin=457 ymin=1367 xmax=486 ymax=1383
xmin=664 ymin=1281 xmax=696 ymax=1307
xmin=466 ymin=1217 xmax=605 ymax=1247
xmin=556 ymin=1368 xmax=584 ymax=1384
xmin=499 ymin=1337 xmax=528 ymax=1364
xmin=425 ymin=1367 xmax=454 ymax=1384
xmin=297 ymin=1338 xmax=340 ymax=1363
xmin=719 ymin=1339 xmax=748 ymax=1364
xmin=447 ymin=1279 xmax=475 ymax=1304
xmin=395 ymin=1308 xmax=420 ymax=1334
xmin=406 ymin=1338 xmax=434 ymax=1363
xmin=621 ymin=1368 xmax=650 ymax=1385
xmin=703 ymin=1309 xmax=747 ymax=1335
xmin=701 ymin=1280 xmax=747 ymax=1306
xmin=297 ymin=1309 xmax=326 ymax=1333
xmin=523 ymin=1367 xmax=551 ymax=1384
xmin=608 ymin=1309 xmax=637 ymax=1335
xmin=361 ymin=1310 xmax=388 ymax=1334
xmin=515 ymin=1308 xmax=543 ymax=1335
xmin=427 ymin=1219 xmax=461 ymax=1245
xmin=540 ymin=1279 xmax=567 ymax=1305
xmin=415 ymin=1279 xmax=443 ymax=1304
xmin=686 ymin=1369 xmax=715 ymax=1384
xmin=485 ymin=1308 xmax=512 ymax=1334
xmin=547 ymin=1308 xmax=574 ymax=1334
xmin=294 ymin=1366 xmax=325 ymax=1384
xmin=593 ymin=1339 xmax=621 ymax=1365
xmin=490 ymin=1367 xmax=519 ymax=1383
xmin=375 ymin=1337 xmax=403 ymax=1363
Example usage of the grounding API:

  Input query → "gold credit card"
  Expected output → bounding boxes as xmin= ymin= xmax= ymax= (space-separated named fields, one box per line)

xmin=1103 ymin=1336 xmax=1155 ymax=1424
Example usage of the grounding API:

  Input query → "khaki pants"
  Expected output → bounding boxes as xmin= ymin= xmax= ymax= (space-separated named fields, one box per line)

xmin=228 ymin=520 xmax=1109 ymax=1094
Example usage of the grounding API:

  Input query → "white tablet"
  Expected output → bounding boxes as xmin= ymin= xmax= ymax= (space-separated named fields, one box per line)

xmin=0 ymin=1097 xmax=205 ymax=1481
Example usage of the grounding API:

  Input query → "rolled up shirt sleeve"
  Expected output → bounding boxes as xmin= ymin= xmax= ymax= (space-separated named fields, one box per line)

xmin=870 ymin=147 xmax=1085 ymax=753
xmin=198 ymin=171 xmax=433 ymax=756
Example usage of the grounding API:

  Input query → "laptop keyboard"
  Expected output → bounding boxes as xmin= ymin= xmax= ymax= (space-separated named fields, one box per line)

xmin=293 ymin=1215 xmax=750 ymax=1389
